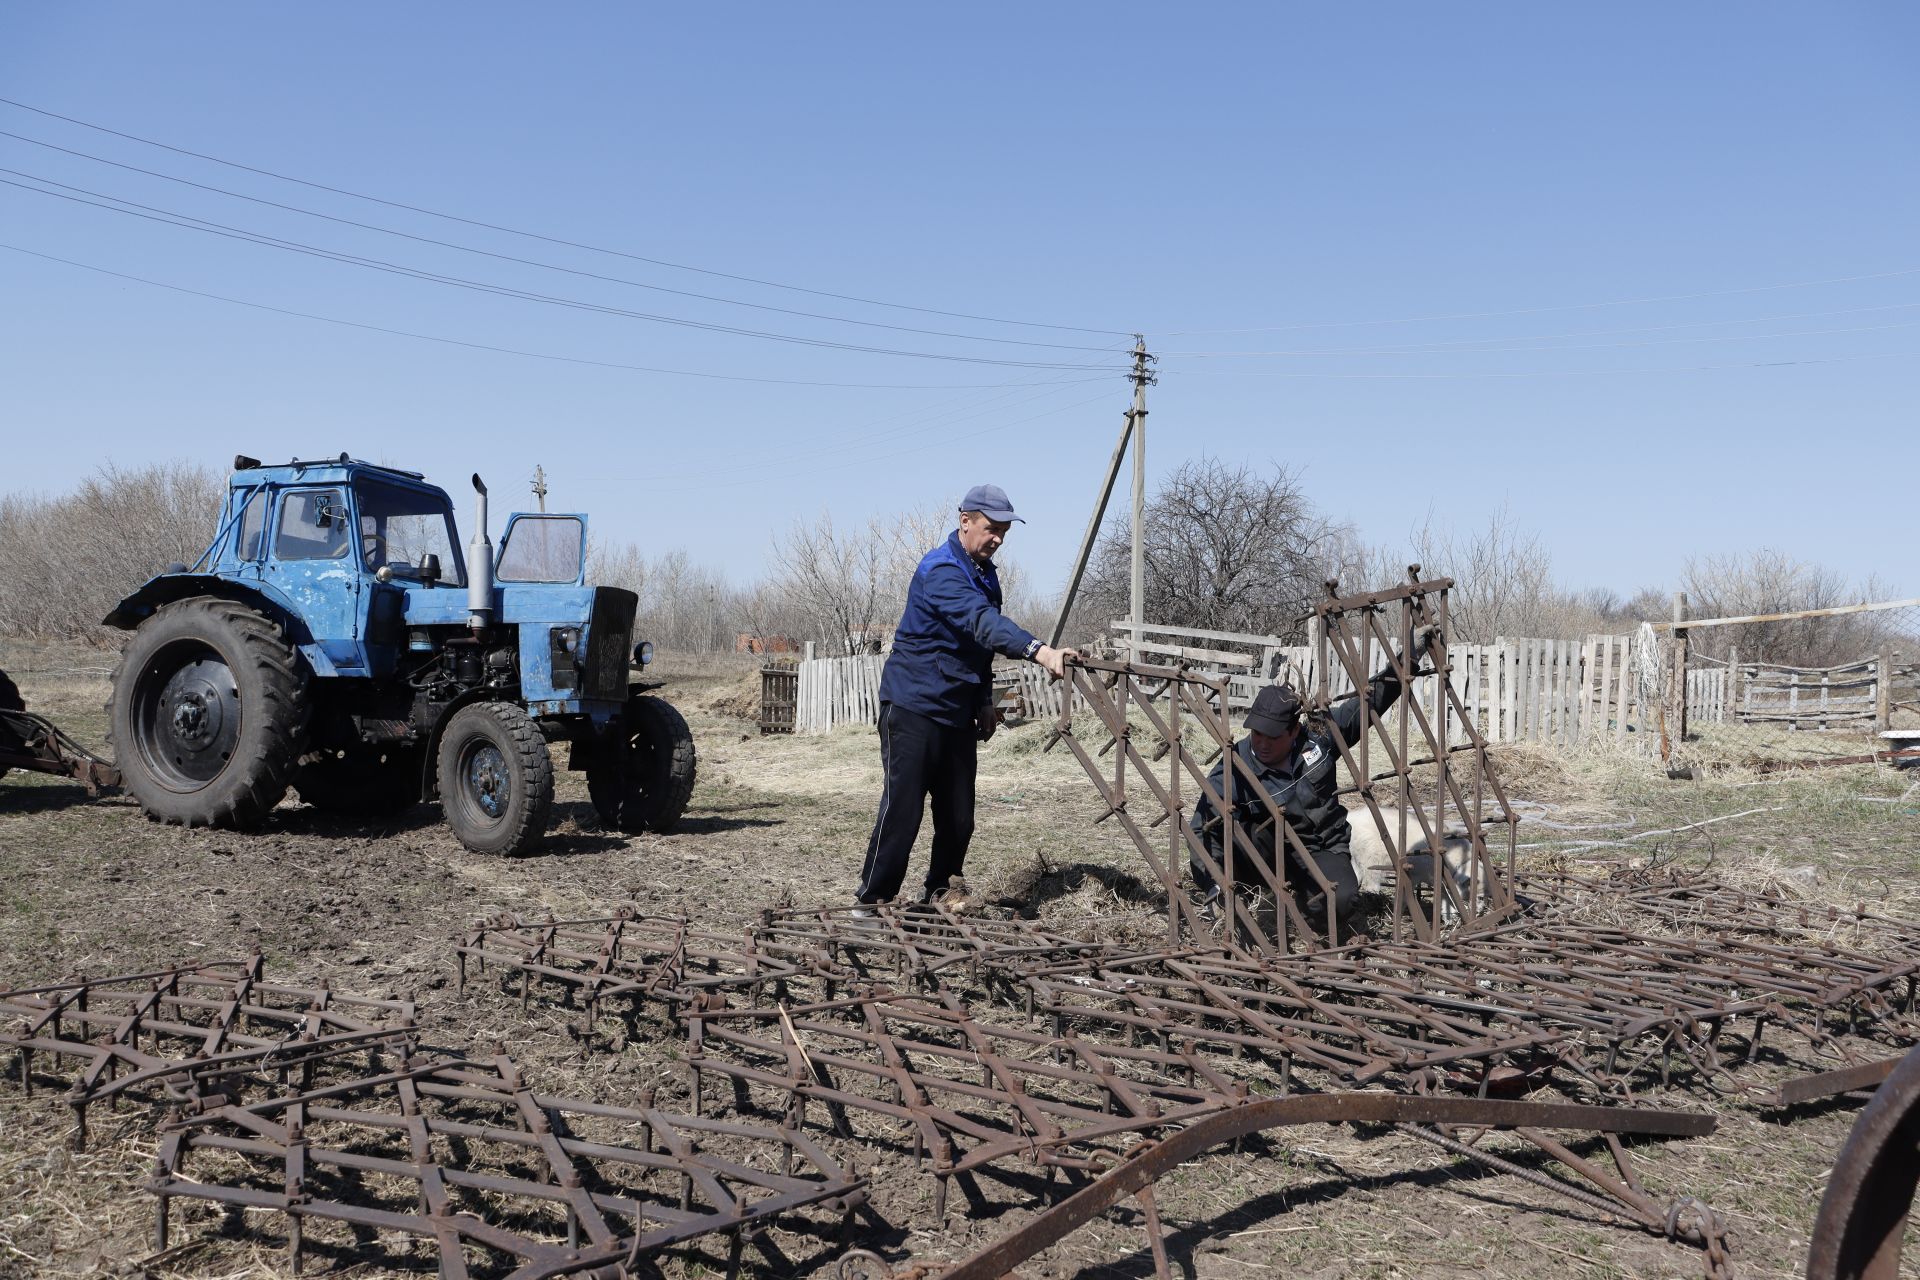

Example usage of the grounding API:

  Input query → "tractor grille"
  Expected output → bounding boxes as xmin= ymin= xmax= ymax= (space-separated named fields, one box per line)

xmin=583 ymin=587 xmax=637 ymax=702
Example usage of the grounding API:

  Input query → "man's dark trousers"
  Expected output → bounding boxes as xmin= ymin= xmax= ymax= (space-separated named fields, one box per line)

xmin=856 ymin=702 xmax=977 ymax=903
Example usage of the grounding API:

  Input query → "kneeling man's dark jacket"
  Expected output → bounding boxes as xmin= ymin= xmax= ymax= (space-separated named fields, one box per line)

xmin=1189 ymin=668 xmax=1407 ymax=882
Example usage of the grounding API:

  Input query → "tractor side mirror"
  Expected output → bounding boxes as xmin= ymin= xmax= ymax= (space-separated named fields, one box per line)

xmin=419 ymin=553 xmax=442 ymax=586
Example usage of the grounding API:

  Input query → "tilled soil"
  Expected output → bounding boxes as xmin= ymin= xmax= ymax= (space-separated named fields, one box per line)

xmin=1 ymin=660 xmax=1916 ymax=1280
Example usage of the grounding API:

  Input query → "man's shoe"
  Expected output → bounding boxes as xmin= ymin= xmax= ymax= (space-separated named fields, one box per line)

xmin=847 ymin=904 xmax=886 ymax=931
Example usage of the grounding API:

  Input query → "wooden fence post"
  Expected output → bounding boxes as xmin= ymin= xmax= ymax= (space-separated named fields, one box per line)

xmin=1726 ymin=647 xmax=1740 ymax=725
xmin=1880 ymin=644 xmax=1895 ymax=731
xmin=1661 ymin=592 xmax=1689 ymax=759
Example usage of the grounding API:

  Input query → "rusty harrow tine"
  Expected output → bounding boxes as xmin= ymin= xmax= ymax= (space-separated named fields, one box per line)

xmin=1 ymin=959 xmax=416 ymax=1145
xmin=684 ymin=988 xmax=1233 ymax=1194
xmin=148 ymin=1049 xmax=867 ymax=1278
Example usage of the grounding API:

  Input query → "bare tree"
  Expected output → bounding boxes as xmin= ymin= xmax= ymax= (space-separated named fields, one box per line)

xmin=0 ymin=461 xmax=223 ymax=643
xmin=1072 ymin=458 xmax=1343 ymax=642
xmin=1680 ymin=550 xmax=1885 ymax=665
xmin=1395 ymin=506 xmax=1558 ymax=641
xmin=768 ymin=512 xmax=891 ymax=656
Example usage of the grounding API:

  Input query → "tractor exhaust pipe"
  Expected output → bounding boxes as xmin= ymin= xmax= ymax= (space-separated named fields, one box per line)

xmin=467 ymin=474 xmax=493 ymax=631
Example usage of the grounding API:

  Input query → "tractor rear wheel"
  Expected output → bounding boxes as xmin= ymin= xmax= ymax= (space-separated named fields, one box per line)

xmin=587 ymin=694 xmax=697 ymax=834
xmin=437 ymin=702 xmax=552 ymax=856
xmin=0 ymin=668 xmax=23 ymax=784
xmin=294 ymin=745 xmax=423 ymax=817
xmin=108 ymin=599 xmax=308 ymax=828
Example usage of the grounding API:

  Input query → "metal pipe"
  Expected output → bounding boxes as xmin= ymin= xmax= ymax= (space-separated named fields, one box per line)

xmin=467 ymin=474 xmax=494 ymax=631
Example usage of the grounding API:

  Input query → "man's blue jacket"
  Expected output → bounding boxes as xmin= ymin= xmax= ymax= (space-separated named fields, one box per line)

xmin=878 ymin=531 xmax=1039 ymax=727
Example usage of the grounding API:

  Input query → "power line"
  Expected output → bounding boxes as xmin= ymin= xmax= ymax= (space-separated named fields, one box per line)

xmin=0 ymin=171 xmax=1125 ymax=371
xmin=1173 ymin=349 xmax=1920 ymax=379
xmin=1157 ymin=266 xmax=1920 ymax=337
xmin=629 ymin=375 xmax=1113 ymax=487
xmin=1155 ymin=300 xmax=1920 ymax=357
xmin=0 ymin=95 xmax=1131 ymax=338
xmin=1157 ymin=316 xmax=1920 ymax=359
xmin=0 ymin=127 xmax=1118 ymax=353
xmin=0 ymin=241 xmax=1115 ymax=390
xmin=613 ymin=387 xmax=1121 ymax=493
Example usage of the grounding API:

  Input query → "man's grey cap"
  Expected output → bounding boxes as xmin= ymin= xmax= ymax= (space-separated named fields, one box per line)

xmin=1245 ymin=683 xmax=1302 ymax=736
xmin=959 ymin=483 xmax=1024 ymax=523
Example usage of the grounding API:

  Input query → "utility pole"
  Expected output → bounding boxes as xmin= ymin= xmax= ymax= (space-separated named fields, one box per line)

xmin=1127 ymin=336 xmax=1153 ymax=635
xmin=1048 ymin=336 xmax=1156 ymax=647
xmin=531 ymin=465 xmax=548 ymax=512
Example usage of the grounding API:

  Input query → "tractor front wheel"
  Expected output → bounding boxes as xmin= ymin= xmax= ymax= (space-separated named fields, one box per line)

xmin=587 ymin=694 xmax=697 ymax=834
xmin=108 ymin=599 xmax=308 ymax=827
xmin=437 ymin=702 xmax=552 ymax=856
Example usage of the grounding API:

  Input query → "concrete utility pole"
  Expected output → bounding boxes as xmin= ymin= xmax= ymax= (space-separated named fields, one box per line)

xmin=531 ymin=465 xmax=548 ymax=512
xmin=1128 ymin=336 xmax=1151 ymax=633
xmin=1048 ymin=337 xmax=1156 ymax=647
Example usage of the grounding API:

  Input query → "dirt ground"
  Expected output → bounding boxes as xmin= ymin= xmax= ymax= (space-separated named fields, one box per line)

xmin=2 ymin=643 xmax=1917 ymax=1280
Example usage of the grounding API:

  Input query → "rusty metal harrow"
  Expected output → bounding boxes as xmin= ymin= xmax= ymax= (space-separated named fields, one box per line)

xmin=151 ymin=1050 xmax=868 ymax=1279
xmin=0 ymin=954 xmax=416 ymax=1145
xmin=1044 ymin=573 xmax=1518 ymax=957
xmin=686 ymin=985 xmax=1239 ymax=1218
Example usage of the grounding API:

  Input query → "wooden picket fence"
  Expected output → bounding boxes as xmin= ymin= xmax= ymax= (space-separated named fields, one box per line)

xmin=789 ymin=628 xmax=1662 ymax=751
xmin=1688 ymin=652 xmax=1912 ymax=730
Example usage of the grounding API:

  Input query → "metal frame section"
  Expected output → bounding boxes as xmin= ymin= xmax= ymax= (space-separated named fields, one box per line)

xmin=151 ymin=1051 xmax=868 ymax=1280
xmin=0 ymin=706 xmax=121 ymax=792
xmin=1806 ymin=1042 xmax=1920 ymax=1280
xmin=932 ymin=1094 xmax=1721 ymax=1280
xmin=1311 ymin=571 xmax=1518 ymax=942
xmin=744 ymin=884 xmax=1918 ymax=1105
xmin=751 ymin=902 xmax=1142 ymax=989
xmin=1522 ymin=869 xmax=1920 ymax=957
xmin=684 ymin=987 xmax=1241 ymax=1218
xmin=456 ymin=909 xmax=827 ymax=1028
xmin=1019 ymin=919 xmax=1919 ymax=1102
xmin=1 ymin=955 xmax=416 ymax=1146
xmin=465 ymin=903 xmax=1166 ymax=1028
xmin=1044 ymin=654 xmax=1338 ymax=956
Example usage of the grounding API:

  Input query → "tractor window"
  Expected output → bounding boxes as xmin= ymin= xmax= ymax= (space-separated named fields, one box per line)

xmin=274 ymin=489 xmax=351 ymax=561
xmin=497 ymin=515 xmax=584 ymax=584
xmin=234 ymin=490 xmax=266 ymax=561
xmin=355 ymin=481 xmax=464 ymax=585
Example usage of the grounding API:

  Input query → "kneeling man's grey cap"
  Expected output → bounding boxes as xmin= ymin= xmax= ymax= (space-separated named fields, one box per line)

xmin=1245 ymin=684 xmax=1302 ymax=736
xmin=959 ymin=484 xmax=1023 ymax=523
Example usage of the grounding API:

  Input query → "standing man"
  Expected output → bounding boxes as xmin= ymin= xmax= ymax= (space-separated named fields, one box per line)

xmin=1188 ymin=627 xmax=1434 ymax=937
xmin=854 ymin=485 xmax=1076 ymax=914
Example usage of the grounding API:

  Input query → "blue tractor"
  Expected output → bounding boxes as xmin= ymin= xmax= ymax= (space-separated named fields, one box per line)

xmin=102 ymin=455 xmax=696 ymax=856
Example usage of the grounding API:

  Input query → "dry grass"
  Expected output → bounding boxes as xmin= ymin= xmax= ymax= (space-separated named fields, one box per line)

xmin=2 ymin=657 xmax=1917 ymax=1279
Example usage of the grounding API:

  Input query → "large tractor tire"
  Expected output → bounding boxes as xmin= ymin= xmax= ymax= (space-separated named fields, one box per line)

xmin=0 ymin=668 xmax=23 ymax=784
xmin=108 ymin=599 xmax=308 ymax=828
xmin=437 ymin=701 xmax=552 ymax=856
xmin=588 ymin=694 xmax=697 ymax=834
xmin=294 ymin=745 xmax=423 ymax=817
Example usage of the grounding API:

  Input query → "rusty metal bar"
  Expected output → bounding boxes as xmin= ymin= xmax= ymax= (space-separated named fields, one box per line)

xmin=1806 ymin=1042 xmax=1920 ymax=1280
xmin=933 ymin=1093 xmax=1715 ymax=1280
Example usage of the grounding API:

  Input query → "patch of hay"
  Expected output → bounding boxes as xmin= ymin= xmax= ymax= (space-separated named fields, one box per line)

xmin=700 ymin=671 xmax=765 ymax=720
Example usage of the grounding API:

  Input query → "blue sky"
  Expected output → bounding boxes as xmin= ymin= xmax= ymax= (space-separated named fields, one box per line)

xmin=2 ymin=4 xmax=1913 ymax=602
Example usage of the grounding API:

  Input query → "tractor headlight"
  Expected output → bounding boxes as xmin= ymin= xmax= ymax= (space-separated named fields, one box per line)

xmin=554 ymin=627 xmax=580 ymax=656
xmin=633 ymin=640 xmax=654 ymax=668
